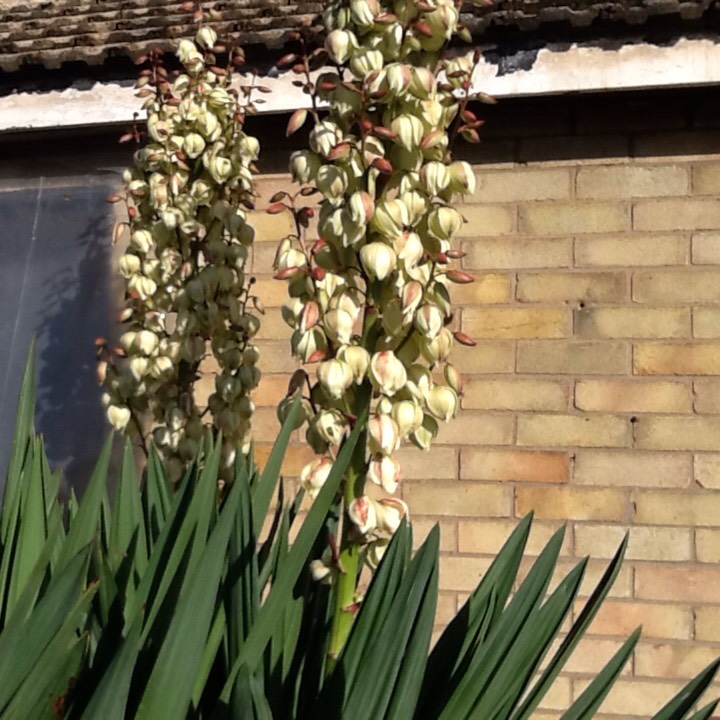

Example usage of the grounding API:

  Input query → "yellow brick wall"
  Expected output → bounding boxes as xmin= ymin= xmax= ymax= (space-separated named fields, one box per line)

xmin=241 ymin=100 xmax=720 ymax=717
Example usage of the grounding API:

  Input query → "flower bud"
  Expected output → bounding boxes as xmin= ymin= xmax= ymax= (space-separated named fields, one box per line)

xmin=360 ymin=242 xmax=397 ymax=281
xmin=317 ymin=359 xmax=354 ymax=399
xmin=337 ymin=345 xmax=370 ymax=384
xmin=107 ymin=405 xmax=131 ymax=431
xmin=375 ymin=498 xmax=409 ymax=535
xmin=369 ymin=350 xmax=407 ymax=396
xmin=277 ymin=396 xmax=309 ymax=430
xmin=401 ymin=280 xmax=424 ymax=318
xmin=300 ymin=456 xmax=334 ymax=499
xmin=368 ymin=413 xmax=400 ymax=455
xmin=392 ymin=399 xmax=424 ymax=436
xmin=444 ymin=363 xmax=460 ymax=392
xmin=348 ymin=496 xmax=378 ymax=535
xmin=326 ymin=29 xmax=356 ymax=64
xmin=426 ymin=385 xmax=459 ymax=422
xmin=290 ymin=150 xmax=322 ymax=184
xmin=391 ymin=114 xmax=424 ymax=151
xmin=367 ymin=454 xmax=402 ymax=494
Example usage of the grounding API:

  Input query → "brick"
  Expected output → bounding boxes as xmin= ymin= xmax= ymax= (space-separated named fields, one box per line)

xmin=538 ymin=558 xmax=633 ymax=599
xmin=403 ymin=481 xmax=511 ymax=517
xmin=575 ymin=678 xmax=688 ymax=717
xmin=460 ymin=449 xmax=569 ymax=483
xmin=255 ymin=311 xmax=293 ymax=341
xmin=575 ymin=233 xmax=687 ymax=267
xmin=450 ymin=272 xmax=511 ymax=305
xmin=517 ymin=341 xmax=630 ymax=375
xmin=575 ymin=524 xmax=692 ymax=561
xmin=251 ymin=407 xmax=283 ymax=443
xmin=577 ymin=165 xmax=689 ymax=199
xmin=463 ymin=237 xmax=572 ymax=270
xmin=633 ymin=198 xmax=720 ymax=231
xmin=411 ymin=517 xmax=457 ymax=553
xmin=435 ymin=592 xmax=459 ymax=626
xmin=470 ymin=168 xmax=571 ymax=203
xmin=633 ymin=269 xmax=720 ymax=303
xmin=462 ymin=307 xmax=569 ymax=339
xmin=519 ymin=202 xmax=629 ymax=235
xmin=517 ymin=271 xmax=627 ymax=303
xmin=693 ymin=380 xmax=720 ymax=414
xmin=634 ymin=342 xmax=720 ymax=375
xmin=695 ymin=606 xmax=720 ymax=642
xmin=439 ymin=554 xmax=493 ymax=592
xmin=248 ymin=210 xmax=295 ymax=242
xmin=252 ymin=373 xmax=291 ymax=407
xmin=253 ymin=443 xmax=315 ymax=476
xmin=574 ymin=450 xmax=691 ymax=488
xmin=691 ymin=231 xmax=720 ymax=264
xmin=693 ymin=162 xmax=720 ymax=194
xmin=517 ymin=414 xmax=629 ymax=448
xmin=576 ymin=307 xmax=689 ymax=340
xmin=462 ymin=378 xmax=569 ymax=411
xmin=536 ymin=677 xmax=571 ymax=712
xmin=694 ymin=453 xmax=720 ymax=489
xmin=515 ymin=486 xmax=628 ymax=521
xmin=635 ymin=643 xmax=720 ymax=680
xmin=696 ymin=528 xmax=720 ymax=563
xmin=581 ymin=600 xmax=691 ymax=640
xmin=457 ymin=204 xmax=514 ymax=236
xmin=574 ymin=379 xmax=692 ymax=413
xmin=451 ymin=342 xmax=515 ymax=374
xmin=692 ymin=307 xmax=720 ymax=338
xmin=634 ymin=415 xmax=720 ymax=451
xmin=565 ymin=638 xmax=630 ymax=676
xmin=634 ymin=491 xmax=720 ymax=526
xmin=256 ymin=341 xmax=298 ymax=374
xmin=252 ymin=241 xmax=277 ymax=274
xmin=435 ymin=413 xmax=513 ymax=445
xmin=395 ymin=447 xmax=458 ymax=480
xmin=458 ymin=518 xmax=570 ymax=555
xmin=253 ymin=277 xmax=293 ymax=307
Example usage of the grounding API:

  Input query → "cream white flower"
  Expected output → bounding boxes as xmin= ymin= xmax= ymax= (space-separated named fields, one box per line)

xmin=367 ymin=454 xmax=402 ymax=494
xmin=300 ymin=456 xmax=334 ymax=499
xmin=348 ymin=496 xmax=378 ymax=535
xmin=369 ymin=351 xmax=407 ymax=396
xmin=317 ymin=359 xmax=354 ymax=399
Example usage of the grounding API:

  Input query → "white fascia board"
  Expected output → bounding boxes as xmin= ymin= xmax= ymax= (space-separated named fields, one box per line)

xmin=1 ymin=36 xmax=719 ymax=134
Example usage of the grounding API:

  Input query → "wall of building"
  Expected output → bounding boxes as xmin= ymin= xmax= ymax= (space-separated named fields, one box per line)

xmin=240 ymin=88 xmax=720 ymax=717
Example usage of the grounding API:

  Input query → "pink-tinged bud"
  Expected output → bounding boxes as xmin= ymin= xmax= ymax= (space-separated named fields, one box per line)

xmin=317 ymin=359 xmax=354 ymax=399
xmin=375 ymin=498 xmax=409 ymax=535
xmin=348 ymin=496 xmax=378 ymax=535
xmin=300 ymin=301 xmax=320 ymax=333
xmin=324 ymin=308 xmax=354 ymax=345
xmin=426 ymin=385 xmax=459 ymax=422
xmin=414 ymin=304 xmax=444 ymax=340
xmin=368 ymin=413 xmax=400 ymax=455
xmin=369 ymin=350 xmax=407 ymax=396
xmin=300 ymin=456 xmax=334 ymax=499
xmin=360 ymin=242 xmax=397 ymax=281
xmin=348 ymin=191 xmax=375 ymax=225
xmin=337 ymin=345 xmax=370 ymax=383
xmin=392 ymin=399 xmax=424 ymax=436
xmin=401 ymin=281 xmax=424 ymax=318
xmin=367 ymin=454 xmax=402 ymax=494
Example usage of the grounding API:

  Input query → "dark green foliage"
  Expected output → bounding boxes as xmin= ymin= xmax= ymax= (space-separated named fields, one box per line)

xmin=0 ymin=351 xmax=717 ymax=718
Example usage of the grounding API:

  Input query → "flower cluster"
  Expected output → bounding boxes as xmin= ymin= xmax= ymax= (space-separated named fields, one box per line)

xmin=275 ymin=0 xmax=481 ymax=565
xmin=99 ymin=22 xmax=262 ymax=480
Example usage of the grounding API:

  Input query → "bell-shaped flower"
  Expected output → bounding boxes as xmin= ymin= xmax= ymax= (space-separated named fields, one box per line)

xmin=395 ymin=232 xmax=424 ymax=268
xmin=448 ymin=161 xmax=476 ymax=196
xmin=414 ymin=303 xmax=444 ymax=340
xmin=371 ymin=198 xmax=409 ymax=238
xmin=392 ymin=399 xmax=424 ymax=437
xmin=119 ymin=254 xmax=141 ymax=278
xmin=426 ymin=385 xmax=459 ymax=422
xmin=369 ymin=350 xmax=407 ymax=396
xmin=310 ymin=559 xmax=335 ymax=584
xmin=350 ymin=47 xmax=384 ymax=78
xmin=391 ymin=114 xmax=424 ymax=151
xmin=375 ymin=498 xmax=409 ymax=535
xmin=324 ymin=308 xmax=354 ymax=345
xmin=315 ymin=409 xmax=348 ymax=445
xmin=428 ymin=206 xmax=463 ymax=239
xmin=367 ymin=454 xmax=402 ymax=494
xmin=196 ymin=26 xmax=217 ymax=50
xmin=326 ymin=28 xmax=357 ymax=64
xmin=385 ymin=63 xmax=411 ymax=96
xmin=130 ymin=230 xmax=153 ymax=254
xmin=360 ymin=242 xmax=397 ymax=281
xmin=337 ymin=345 xmax=370 ymax=384
xmin=292 ymin=327 xmax=327 ymax=363
xmin=208 ymin=156 xmax=233 ymax=184
xmin=317 ymin=359 xmax=354 ymax=399
xmin=310 ymin=120 xmax=343 ymax=158
xmin=368 ymin=413 xmax=400 ymax=455
xmin=107 ymin=405 xmax=132 ymax=431
xmin=348 ymin=191 xmax=375 ymax=225
xmin=350 ymin=0 xmax=377 ymax=26
xmin=405 ymin=364 xmax=432 ymax=401
xmin=290 ymin=150 xmax=322 ymax=184
xmin=277 ymin=395 xmax=310 ymax=430
xmin=421 ymin=161 xmax=451 ymax=196
xmin=300 ymin=456 xmax=334 ymax=499
xmin=348 ymin=496 xmax=378 ymax=535
xmin=316 ymin=164 xmax=348 ymax=200
xmin=421 ymin=326 xmax=453 ymax=363
xmin=410 ymin=414 xmax=439 ymax=450
xmin=399 ymin=191 xmax=429 ymax=226
xmin=401 ymin=280 xmax=424 ymax=319
xmin=444 ymin=363 xmax=460 ymax=392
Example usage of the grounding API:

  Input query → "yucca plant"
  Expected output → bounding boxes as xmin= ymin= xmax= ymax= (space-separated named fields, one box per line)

xmin=1 ymin=347 xmax=718 ymax=719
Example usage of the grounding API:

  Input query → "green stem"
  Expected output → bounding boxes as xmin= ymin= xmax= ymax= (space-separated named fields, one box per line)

xmin=327 ymin=380 xmax=372 ymax=665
